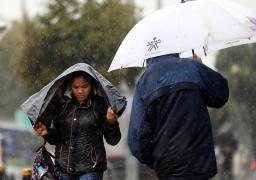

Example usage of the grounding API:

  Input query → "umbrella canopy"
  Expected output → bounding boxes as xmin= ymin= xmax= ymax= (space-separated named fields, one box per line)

xmin=108 ymin=0 xmax=256 ymax=72
xmin=21 ymin=63 xmax=127 ymax=125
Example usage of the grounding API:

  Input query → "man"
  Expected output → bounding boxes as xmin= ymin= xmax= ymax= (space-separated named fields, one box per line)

xmin=128 ymin=53 xmax=229 ymax=180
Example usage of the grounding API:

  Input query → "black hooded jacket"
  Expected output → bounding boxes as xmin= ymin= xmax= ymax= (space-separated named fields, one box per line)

xmin=21 ymin=63 xmax=126 ymax=175
xmin=44 ymin=95 xmax=121 ymax=175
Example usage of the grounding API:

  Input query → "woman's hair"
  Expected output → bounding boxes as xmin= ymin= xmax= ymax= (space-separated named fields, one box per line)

xmin=68 ymin=71 xmax=94 ymax=84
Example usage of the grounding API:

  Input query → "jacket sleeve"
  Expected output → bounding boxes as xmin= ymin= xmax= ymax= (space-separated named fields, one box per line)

xmin=128 ymin=82 xmax=153 ymax=166
xmin=102 ymin=121 xmax=121 ymax=145
xmin=43 ymin=113 xmax=62 ymax=145
xmin=94 ymin=96 xmax=121 ymax=145
xmin=43 ymin=128 xmax=59 ymax=145
xmin=42 ymin=98 xmax=64 ymax=145
xmin=197 ymin=63 xmax=229 ymax=108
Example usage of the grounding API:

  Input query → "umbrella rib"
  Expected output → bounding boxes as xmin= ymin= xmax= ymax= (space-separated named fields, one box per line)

xmin=143 ymin=59 xmax=146 ymax=67
xmin=203 ymin=46 xmax=207 ymax=56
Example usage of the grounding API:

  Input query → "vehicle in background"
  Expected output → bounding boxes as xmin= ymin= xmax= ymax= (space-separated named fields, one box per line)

xmin=0 ymin=121 xmax=41 ymax=180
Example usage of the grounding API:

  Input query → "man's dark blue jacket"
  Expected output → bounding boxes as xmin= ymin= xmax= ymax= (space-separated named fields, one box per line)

xmin=128 ymin=54 xmax=229 ymax=180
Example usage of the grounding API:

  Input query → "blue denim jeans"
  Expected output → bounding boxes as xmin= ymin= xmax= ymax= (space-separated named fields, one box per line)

xmin=60 ymin=171 xmax=103 ymax=180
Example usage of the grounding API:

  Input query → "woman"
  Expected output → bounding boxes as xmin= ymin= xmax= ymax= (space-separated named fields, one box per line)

xmin=33 ymin=71 xmax=121 ymax=180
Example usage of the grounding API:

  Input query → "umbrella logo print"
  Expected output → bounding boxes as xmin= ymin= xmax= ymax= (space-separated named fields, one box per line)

xmin=147 ymin=37 xmax=161 ymax=52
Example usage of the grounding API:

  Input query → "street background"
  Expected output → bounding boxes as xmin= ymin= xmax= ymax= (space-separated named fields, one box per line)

xmin=1 ymin=0 xmax=256 ymax=180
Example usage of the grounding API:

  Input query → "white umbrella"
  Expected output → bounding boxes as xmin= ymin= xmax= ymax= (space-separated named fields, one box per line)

xmin=108 ymin=0 xmax=256 ymax=72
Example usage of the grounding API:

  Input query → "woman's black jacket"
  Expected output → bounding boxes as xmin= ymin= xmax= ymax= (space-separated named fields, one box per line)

xmin=43 ymin=95 xmax=121 ymax=175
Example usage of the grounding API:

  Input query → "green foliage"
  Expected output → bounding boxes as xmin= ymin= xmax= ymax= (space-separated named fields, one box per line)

xmin=214 ymin=44 xmax=256 ymax=157
xmin=15 ymin=0 xmax=140 ymax=95
xmin=216 ymin=44 xmax=256 ymax=109
xmin=215 ymin=44 xmax=256 ymax=127
xmin=0 ymin=22 xmax=26 ymax=118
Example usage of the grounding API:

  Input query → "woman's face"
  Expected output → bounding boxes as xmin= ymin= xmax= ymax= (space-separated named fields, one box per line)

xmin=71 ymin=76 xmax=92 ymax=104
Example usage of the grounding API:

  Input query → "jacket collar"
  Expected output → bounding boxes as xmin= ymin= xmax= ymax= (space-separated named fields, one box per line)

xmin=146 ymin=53 xmax=180 ymax=66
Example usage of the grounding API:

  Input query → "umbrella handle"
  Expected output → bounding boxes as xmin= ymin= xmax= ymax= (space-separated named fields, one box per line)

xmin=192 ymin=49 xmax=195 ymax=56
xmin=203 ymin=46 xmax=207 ymax=56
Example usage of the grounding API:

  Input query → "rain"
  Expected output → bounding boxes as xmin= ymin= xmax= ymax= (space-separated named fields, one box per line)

xmin=0 ymin=0 xmax=256 ymax=180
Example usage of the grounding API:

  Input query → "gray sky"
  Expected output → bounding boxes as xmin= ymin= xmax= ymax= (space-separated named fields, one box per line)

xmin=0 ymin=0 xmax=256 ymax=21
xmin=0 ymin=0 xmax=46 ymax=21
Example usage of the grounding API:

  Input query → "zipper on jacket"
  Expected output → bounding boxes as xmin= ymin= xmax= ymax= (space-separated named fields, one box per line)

xmin=91 ymin=146 xmax=98 ymax=168
xmin=67 ymin=107 xmax=77 ymax=172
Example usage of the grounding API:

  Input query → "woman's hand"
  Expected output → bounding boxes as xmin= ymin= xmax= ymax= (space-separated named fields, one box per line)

xmin=33 ymin=122 xmax=48 ymax=136
xmin=106 ymin=107 xmax=118 ymax=124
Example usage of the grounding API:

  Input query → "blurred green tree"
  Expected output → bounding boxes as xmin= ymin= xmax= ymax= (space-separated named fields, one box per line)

xmin=0 ymin=22 xmax=27 ymax=118
xmin=212 ymin=44 xmax=256 ymax=158
xmin=15 ymin=0 xmax=141 ymax=95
